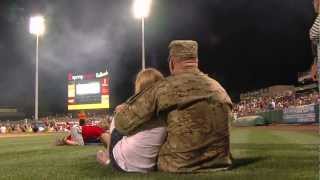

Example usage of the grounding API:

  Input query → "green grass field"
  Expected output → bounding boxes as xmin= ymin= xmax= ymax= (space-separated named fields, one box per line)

xmin=0 ymin=127 xmax=319 ymax=180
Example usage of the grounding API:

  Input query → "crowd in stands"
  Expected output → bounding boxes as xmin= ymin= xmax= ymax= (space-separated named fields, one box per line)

xmin=0 ymin=113 xmax=112 ymax=134
xmin=234 ymin=91 xmax=319 ymax=117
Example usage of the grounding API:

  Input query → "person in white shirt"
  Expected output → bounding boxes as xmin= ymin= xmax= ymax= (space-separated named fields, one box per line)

xmin=310 ymin=0 xmax=320 ymax=80
xmin=0 ymin=124 xmax=6 ymax=134
xmin=96 ymin=68 xmax=167 ymax=173
xmin=310 ymin=0 xmax=320 ymax=43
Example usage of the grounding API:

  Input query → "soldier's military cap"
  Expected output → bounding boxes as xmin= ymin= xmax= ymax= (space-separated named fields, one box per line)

xmin=168 ymin=40 xmax=198 ymax=60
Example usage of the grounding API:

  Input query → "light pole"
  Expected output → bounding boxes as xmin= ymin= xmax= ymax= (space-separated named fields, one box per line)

xmin=29 ymin=15 xmax=45 ymax=121
xmin=133 ymin=0 xmax=152 ymax=70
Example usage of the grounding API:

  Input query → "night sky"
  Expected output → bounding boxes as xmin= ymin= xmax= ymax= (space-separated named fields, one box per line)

xmin=0 ymin=0 xmax=316 ymax=116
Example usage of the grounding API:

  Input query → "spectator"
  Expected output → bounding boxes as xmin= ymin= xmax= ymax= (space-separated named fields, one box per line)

xmin=0 ymin=124 xmax=6 ymax=134
xmin=234 ymin=91 xmax=319 ymax=117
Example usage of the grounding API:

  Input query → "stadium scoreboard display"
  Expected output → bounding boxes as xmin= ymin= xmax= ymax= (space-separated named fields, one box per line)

xmin=67 ymin=70 xmax=109 ymax=110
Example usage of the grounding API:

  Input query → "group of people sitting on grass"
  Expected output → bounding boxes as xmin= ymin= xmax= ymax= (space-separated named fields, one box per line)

xmin=0 ymin=114 xmax=112 ymax=134
xmin=0 ymin=122 xmax=38 ymax=134
xmin=56 ymin=40 xmax=233 ymax=173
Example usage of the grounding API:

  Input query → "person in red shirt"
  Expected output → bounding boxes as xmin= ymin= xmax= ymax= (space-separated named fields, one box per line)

xmin=81 ymin=125 xmax=105 ymax=143
xmin=78 ymin=111 xmax=87 ymax=121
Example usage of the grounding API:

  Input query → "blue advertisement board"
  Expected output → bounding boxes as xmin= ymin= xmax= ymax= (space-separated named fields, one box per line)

xmin=283 ymin=104 xmax=316 ymax=123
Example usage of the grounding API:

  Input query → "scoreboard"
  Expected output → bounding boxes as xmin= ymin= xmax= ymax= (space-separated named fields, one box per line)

xmin=67 ymin=70 xmax=109 ymax=110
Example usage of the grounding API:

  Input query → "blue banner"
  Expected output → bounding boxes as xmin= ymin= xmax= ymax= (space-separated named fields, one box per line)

xmin=283 ymin=104 xmax=316 ymax=123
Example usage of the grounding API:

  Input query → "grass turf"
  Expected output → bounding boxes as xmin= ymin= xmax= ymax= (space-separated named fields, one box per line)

xmin=0 ymin=127 xmax=319 ymax=180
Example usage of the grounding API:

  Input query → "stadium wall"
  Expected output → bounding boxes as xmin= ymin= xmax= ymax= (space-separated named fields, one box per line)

xmin=257 ymin=110 xmax=282 ymax=124
xmin=254 ymin=104 xmax=319 ymax=124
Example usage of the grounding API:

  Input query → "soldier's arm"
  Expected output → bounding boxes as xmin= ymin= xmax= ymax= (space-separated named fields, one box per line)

xmin=114 ymin=86 xmax=157 ymax=135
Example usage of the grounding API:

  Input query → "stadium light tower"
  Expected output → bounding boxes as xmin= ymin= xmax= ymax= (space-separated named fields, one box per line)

xmin=133 ymin=0 xmax=152 ymax=70
xmin=29 ymin=15 xmax=45 ymax=122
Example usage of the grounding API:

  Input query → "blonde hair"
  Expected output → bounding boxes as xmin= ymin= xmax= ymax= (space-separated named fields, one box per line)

xmin=135 ymin=68 xmax=164 ymax=94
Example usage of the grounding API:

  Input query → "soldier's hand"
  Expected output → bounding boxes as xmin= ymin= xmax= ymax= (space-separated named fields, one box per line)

xmin=115 ymin=104 xmax=127 ymax=113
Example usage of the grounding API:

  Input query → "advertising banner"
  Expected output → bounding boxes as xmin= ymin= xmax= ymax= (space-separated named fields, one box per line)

xmin=283 ymin=104 xmax=316 ymax=123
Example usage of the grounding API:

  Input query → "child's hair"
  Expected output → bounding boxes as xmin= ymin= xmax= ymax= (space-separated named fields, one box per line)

xmin=135 ymin=68 xmax=164 ymax=94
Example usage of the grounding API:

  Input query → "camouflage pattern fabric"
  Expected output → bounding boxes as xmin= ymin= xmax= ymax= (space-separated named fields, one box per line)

xmin=114 ymin=69 xmax=233 ymax=173
xmin=169 ymin=40 xmax=198 ymax=60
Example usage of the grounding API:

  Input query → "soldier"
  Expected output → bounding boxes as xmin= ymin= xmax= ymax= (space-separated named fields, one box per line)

xmin=114 ymin=40 xmax=233 ymax=173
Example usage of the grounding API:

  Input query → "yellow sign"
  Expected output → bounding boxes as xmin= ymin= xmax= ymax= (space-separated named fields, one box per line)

xmin=68 ymin=84 xmax=75 ymax=98
xmin=68 ymin=103 xmax=109 ymax=110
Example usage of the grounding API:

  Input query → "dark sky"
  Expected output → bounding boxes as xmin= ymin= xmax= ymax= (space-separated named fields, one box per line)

xmin=0 ymin=0 xmax=316 ymax=116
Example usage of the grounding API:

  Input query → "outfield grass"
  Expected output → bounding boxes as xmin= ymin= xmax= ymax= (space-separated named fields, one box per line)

xmin=0 ymin=128 xmax=319 ymax=180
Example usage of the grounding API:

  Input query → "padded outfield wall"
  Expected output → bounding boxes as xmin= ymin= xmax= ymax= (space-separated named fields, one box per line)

xmin=256 ymin=104 xmax=319 ymax=124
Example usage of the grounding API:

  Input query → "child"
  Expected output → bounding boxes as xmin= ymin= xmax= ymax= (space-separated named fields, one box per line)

xmin=96 ymin=68 xmax=166 ymax=173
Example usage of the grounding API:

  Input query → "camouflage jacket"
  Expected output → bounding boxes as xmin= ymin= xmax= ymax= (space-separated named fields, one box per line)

xmin=114 ymin=69 xmax=233 ymax=173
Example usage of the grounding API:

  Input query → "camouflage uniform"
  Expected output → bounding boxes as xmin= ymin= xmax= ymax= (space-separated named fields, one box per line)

xmin=115 ymin=41 xmax=233 ymax=173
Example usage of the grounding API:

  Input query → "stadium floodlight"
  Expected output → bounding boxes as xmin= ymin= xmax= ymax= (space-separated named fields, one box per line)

xmin=133 ymin=0 xmax=152 ymax=70
xmin=29 ymin=15 xmax=45 ymax=122
xmin=133 ymin=0 xmax=152 ymax=19
xmin=29 ymin=16 xmax=45 ymax=36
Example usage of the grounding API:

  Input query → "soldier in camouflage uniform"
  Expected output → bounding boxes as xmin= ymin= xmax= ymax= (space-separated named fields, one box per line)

xmin=114 ymin=40 xmax=233 ymax=173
